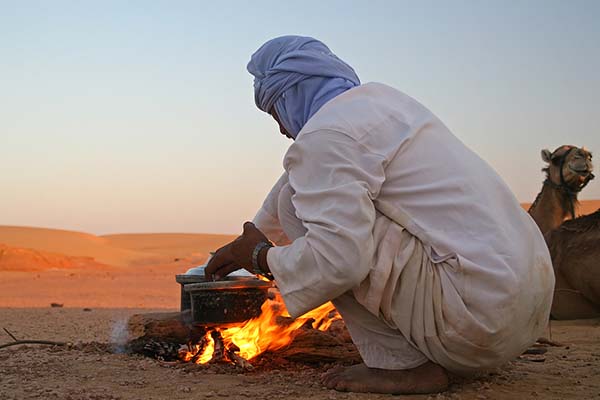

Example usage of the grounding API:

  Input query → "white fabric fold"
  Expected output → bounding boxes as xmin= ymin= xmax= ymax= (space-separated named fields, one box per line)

xmin=254 ymin=82 xmax=554 ymax=373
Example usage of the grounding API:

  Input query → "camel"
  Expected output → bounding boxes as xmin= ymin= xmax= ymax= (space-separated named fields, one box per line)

xmin=528 ymin=145 xmax=598 ymax=319
xmin=546 ymin=209 xmax=600 ymax=319
xmin=528 ymin=145 xmax=594 ymax=237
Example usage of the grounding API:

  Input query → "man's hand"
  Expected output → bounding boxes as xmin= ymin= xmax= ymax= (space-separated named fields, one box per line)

xmin=205 ymin=222 xmax=270 ymax=280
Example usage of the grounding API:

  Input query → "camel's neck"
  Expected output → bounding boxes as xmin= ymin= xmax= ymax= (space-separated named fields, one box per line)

xmin=529 ymin=182 xmax=578 ymax=236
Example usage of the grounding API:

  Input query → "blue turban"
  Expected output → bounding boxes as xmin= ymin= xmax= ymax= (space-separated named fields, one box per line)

xmin=247 ymin=36 xmax=360 ymax=138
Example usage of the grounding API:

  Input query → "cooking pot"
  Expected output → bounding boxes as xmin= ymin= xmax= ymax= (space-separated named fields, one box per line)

xmin=176 ymin=267 xmax=272 ymax=325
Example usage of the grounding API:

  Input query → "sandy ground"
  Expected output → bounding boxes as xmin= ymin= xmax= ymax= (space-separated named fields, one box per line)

xmin=1 ymin=217 xmax=600 ymax=399
xmin=0 ymin=308 xmax=599 ymax=400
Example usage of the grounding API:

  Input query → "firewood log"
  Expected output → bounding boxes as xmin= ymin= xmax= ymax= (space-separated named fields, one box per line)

xmin=126 ymin=310 xmax=203 ymax=343
xmin=278 ymin=328 xmax=361 ymax=364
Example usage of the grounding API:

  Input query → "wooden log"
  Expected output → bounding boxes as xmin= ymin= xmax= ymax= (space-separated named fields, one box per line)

xmin=189 ymin=335 xmax=209 ymax=363
xmin=210 ymin=330 xmax=224 ymax=362
xmin=125 ymin=311 xmax=205 ymax=360
xmin=126 ymin=310 xmax=203 ymax=343
xmin=278 ymin=327 xmax=361 ymax=364
xmin=228 ymin=348 xmax=255 ymax=370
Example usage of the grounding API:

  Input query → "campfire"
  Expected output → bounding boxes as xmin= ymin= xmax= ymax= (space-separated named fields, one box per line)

xmin=178 ymin=294 xmax=341 ymax=368
xmin=124 ymin=272 xmax=358 ymax=369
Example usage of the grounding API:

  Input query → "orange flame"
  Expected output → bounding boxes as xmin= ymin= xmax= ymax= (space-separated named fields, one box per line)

xmin=181 ymin=331 xmax=216 ymax=364
xmin=182 ymin=294 xmax=341 ymax=364
xmin=196 ymin=331 xmax=216 ymax=364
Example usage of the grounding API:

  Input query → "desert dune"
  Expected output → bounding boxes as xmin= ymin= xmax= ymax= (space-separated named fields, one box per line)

xmin=0 ymin=244 xmax=108 ymax=272
xmin=0 ymin=225 xmax=235 ymax=269
xmin=521 ymin=199 xmax=600 ymax=216
xmin=0 ymin=226 xmax=148 ymax=267
xmin=102 ymin=232 xmax=236 ymax=261
xmin=0 ymin=226 xmax=235 ymax=308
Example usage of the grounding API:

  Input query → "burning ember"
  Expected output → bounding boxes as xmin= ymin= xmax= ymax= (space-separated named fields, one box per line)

xmin=179 ymin=294 xmax=341 ymax=367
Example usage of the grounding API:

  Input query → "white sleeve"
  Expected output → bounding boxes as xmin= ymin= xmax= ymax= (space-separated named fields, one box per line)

xmin=267 ymin=130 xmax=386 ymax=317
xmin=252 ymin=172 xmax=291 ymax=246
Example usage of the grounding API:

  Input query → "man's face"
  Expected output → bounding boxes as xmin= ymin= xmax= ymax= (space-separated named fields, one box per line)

xmin=269 ymin=108 xmax=293 ymax=140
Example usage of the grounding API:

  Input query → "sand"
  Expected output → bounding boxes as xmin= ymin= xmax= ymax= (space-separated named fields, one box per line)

xmin=0 ymin=226 xmax=236 ymax=308
xmin=1 ymin=308 xmax=599 ymax=399
xmin=0 ymin=225 xmax=235 ymax=269
xmin=1 ymin=216 xmax=599 ymax=399
xmin=521 ymin=199 xmax=600 ymax=215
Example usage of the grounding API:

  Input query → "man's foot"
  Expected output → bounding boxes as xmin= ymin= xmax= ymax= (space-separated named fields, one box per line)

xmin=321 ymin=361 xmax=448 ymax=394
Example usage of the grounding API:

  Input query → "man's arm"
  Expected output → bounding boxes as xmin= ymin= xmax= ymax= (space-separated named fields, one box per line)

xmin=267 ymin=129 xmax=386 ymax=317
xmin=252 ymin=172 xmax=291 ymax=246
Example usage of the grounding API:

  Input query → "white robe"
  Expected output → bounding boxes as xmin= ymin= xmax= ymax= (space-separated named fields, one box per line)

xmin=253 ymin=83 xmax=554 ymax=374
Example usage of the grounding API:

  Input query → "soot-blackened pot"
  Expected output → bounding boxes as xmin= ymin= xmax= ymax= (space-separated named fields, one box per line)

xmin=175 ymin=272 xmax=272 ymax=325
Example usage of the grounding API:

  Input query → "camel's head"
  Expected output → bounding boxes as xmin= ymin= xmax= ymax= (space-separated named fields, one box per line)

xmin=541 ymin=145 xmax=594 ymax=192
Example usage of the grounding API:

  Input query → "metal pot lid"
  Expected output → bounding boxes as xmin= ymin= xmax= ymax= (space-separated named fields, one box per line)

xmin=175 ymin=274 xmax=262 ymax=284
xmin=183 ymin=279 xmax=273 ymax=291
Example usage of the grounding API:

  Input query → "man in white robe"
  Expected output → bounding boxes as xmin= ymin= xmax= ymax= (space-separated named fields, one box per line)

xmin=206 ymin=36 xmax=554 ymax=394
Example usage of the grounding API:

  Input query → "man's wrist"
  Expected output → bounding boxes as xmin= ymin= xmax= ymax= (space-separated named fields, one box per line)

xmin=258 ymin=246 xmax=270 ymax=274
xmin=251 ymin=241 xmax=274 ymax=280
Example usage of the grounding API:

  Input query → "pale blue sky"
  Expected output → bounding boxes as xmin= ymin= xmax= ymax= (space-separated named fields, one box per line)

xmin=1 ymin=1 xmax=599 ymax=234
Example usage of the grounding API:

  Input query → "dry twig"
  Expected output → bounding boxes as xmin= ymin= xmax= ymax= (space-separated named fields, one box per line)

xmin=537 ymin=337 xmax=566 ymax=347
xmin=2 ymin=328 xmax=18 ymax=342
xmin=227 ymin=349 xmax=254 ymax=370
xmin=0 ymin=340 xmax=67 ymax=350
